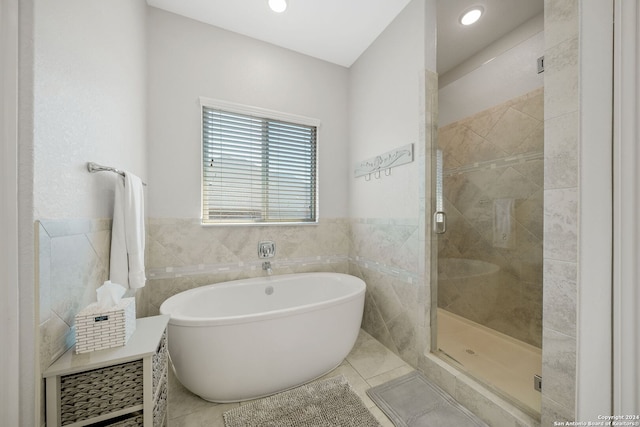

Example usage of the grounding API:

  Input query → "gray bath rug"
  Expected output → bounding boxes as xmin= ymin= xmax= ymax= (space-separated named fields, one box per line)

xmin=366 ymin=371 xmax=489 ymax=427
xmin=223 ymin=375 xmax=381 ymax=427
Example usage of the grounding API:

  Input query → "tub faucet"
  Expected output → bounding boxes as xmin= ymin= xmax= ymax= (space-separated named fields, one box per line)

xmin=262 ymin=261 xmax=273 ymax=275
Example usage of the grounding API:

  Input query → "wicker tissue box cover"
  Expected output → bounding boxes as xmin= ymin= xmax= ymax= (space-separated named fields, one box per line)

xmin=75 ymin=297 xmax=136 ymax=354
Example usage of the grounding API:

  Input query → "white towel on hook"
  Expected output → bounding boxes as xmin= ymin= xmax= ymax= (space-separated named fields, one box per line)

xmin=493 ymin=198 xmax=516 ymax=249
xmin=110 ymin=172 xmax=146 ymax=289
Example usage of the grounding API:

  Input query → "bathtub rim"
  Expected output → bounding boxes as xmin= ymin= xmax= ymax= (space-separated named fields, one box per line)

xmin=159 ymin=272 xmax=366 ymax=327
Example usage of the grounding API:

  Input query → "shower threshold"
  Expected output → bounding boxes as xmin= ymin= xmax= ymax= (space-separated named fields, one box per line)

xmin=438 ymin=348 xmax=464 ymax=367
xmin=437 ymin=308 xmax=542 ymax=416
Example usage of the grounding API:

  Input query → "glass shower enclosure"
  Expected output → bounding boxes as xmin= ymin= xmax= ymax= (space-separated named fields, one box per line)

xmin=433 ymin=86 xmax=544 ymax=415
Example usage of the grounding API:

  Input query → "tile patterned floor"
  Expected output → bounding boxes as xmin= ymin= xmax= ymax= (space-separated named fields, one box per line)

xmin=167 ymin=329 xmax=414 ymax=426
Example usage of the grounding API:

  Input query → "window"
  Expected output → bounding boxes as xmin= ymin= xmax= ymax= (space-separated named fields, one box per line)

xmin=201 ymin=99 xmax=319 ymax=225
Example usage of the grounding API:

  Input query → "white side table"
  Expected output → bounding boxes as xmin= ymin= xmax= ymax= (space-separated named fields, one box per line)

xmin=43 ymin=315 xmax=170 ymax=427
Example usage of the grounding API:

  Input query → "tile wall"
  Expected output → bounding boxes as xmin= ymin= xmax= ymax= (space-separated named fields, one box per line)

xmin=37 ymin=219 xmax=112 ymax=368
xmin=541 ymin=0 xmax=579 ymax=423
xmin=437 ymin=87 xmax=544 ymax=347
xmin=349 ymin=218 xmax=423 ymax=366
xmin=139 ymin=218 xmax=351 ymax=317
xmin=36 ymin=219 xmax=112 ymax=423
xmin=36 ymin=215 xmax=420 ymax=365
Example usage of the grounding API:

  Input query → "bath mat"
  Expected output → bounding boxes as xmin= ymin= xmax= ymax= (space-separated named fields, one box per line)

xmin=366 ymin=371 xmax=489 ymax=427
xmin=223 ymin=375 xmax=381 ymax=427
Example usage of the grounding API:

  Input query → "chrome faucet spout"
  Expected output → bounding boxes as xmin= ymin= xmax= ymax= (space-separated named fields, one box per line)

xmin=262 ymin=261 xmax=273 ymax=275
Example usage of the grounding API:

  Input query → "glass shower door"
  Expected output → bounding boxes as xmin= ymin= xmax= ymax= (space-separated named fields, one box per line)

xmin=434 ymin=87 xmax=544 ymax=416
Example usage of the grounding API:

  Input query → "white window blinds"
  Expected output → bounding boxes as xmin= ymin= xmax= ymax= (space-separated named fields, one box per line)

xmin=202 ymin=105 xmax=318 ymax=224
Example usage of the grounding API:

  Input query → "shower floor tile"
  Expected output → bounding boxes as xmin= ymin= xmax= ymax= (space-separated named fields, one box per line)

xmin=437 ymin=308 xmax=542 ymax=416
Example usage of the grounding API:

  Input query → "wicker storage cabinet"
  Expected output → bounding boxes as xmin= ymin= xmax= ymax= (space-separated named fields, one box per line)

xmin=44 ymin=315 xmax=169 ymax=427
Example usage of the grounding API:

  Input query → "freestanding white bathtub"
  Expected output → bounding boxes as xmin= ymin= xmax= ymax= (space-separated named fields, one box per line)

xmin=159 ymin=272 xmax=366 ymax=402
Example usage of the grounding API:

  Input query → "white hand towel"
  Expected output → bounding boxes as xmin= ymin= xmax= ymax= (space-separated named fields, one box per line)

xmin=110 ymin=172 xmax=146 ymax=289
xmin=493 ymin=198 xmax=516 ymax=249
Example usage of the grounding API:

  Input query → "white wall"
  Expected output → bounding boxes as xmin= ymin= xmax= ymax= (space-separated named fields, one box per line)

xmin=1 ymin=0 xmax=20 ymax=424
xmin=34 ymin=0 xmax=148 ymax=220
xmin=146 ymin=8 xmax=350 ymax=219
xmin=439 ymin=17 xmax=544 ymax=126
xmin=15 ymin=1 xmax=36 ymax=425
xmin=31 ymin=1 xmax=148 ymax=424
xmin=612 ymin=0 xmax=640 ymax=414
xmin=348 ymin=0 xmax=426 ymax=219
xmin=578 ymin=0 xmax=614 ymax=419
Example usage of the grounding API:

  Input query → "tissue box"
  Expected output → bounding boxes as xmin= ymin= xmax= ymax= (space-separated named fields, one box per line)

xmin=75 ymin=297 xmax=136 ymax=354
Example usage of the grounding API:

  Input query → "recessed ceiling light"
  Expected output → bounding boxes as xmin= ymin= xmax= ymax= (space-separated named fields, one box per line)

xmin=460 ymin=6 xmax=484 ymax=26
xmin=268 ymin=0 xmax=288 ymax=13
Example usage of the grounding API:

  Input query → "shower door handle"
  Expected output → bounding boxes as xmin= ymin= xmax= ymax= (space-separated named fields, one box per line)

xmin=433 ymin=211 xmax=447 ymax=234
xmin=433 ymin=149 xmax=446 ymax=234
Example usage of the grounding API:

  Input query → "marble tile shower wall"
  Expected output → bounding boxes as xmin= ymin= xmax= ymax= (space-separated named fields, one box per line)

xmin=541 ymin=0 xmax=580 ymax=423
xmin=139 ymin=218 xmax=351 ymax=317
xmin=437 ymin=87 xmax=544 ymax=347
xmin=37 ymin=219 xmax=112 ymax=413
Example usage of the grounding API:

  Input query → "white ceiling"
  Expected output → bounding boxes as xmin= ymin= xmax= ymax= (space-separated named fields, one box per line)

xmin=436 ymin=0 xmax=543 ymax=74
xmin=146 ymin=0 xmax=543 ymax=71
xmin=146 ymin=0 xmax=412 ymax=68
